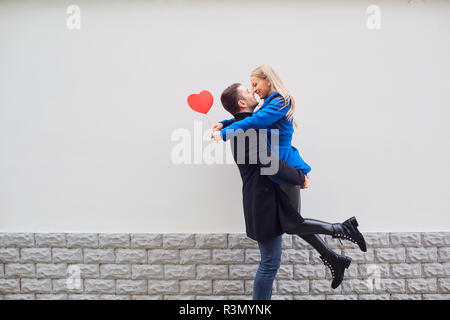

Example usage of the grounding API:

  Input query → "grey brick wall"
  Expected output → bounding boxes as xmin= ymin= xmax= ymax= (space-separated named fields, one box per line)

xmin=0 ymin=232 xmax=449 ymax=300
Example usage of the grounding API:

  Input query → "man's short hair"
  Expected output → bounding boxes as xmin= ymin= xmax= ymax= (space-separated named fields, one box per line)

xmin=220 ymin=83 xmax=242 ymax=115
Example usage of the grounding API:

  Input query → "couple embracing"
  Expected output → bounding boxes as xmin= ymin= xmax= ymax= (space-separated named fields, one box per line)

xmin=210 ymin=65 xmax=367 ymax=300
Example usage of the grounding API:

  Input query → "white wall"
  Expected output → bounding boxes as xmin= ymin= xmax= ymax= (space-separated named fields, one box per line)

xmin=1 ymin=0 xmax=449 ymax=233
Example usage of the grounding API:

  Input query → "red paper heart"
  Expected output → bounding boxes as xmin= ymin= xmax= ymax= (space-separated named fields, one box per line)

xmin=187 ymin=90 xmax=213 ymax=114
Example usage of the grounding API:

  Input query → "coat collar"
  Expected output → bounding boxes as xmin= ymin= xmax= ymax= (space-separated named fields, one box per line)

xmin=260 ymin=92 xmax=282 ymax=109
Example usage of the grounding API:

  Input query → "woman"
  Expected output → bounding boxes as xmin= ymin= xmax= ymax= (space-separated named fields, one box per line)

xmin=212 ymin=65 xmax=367 ymax=299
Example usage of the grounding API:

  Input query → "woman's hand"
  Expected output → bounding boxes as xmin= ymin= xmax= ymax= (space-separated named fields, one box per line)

xmin=212 ymin=130 xmax=223 ymax=142
xmin=211 ymin=122 xmax=223 ymax=132
xmin=210 ymin=123 xmax=223 ymax=140
xmin=301 ymin=174 xmax=310 ymax=189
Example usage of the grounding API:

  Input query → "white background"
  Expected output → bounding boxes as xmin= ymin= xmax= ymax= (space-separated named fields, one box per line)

xmin=1 ymin=0 xmax=449 ymax=233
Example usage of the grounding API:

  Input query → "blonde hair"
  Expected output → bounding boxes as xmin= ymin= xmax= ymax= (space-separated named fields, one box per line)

xmin=251 ymin=64 xmax=298 ymax=129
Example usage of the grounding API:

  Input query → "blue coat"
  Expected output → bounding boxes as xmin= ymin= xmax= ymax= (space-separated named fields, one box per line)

xmin=220 ymin=92 xmax=311 ymax=184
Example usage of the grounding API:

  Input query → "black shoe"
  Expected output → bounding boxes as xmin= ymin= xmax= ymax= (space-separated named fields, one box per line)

xmin=320 ymin=251 xmax=352 ymax=289
xmin=332 ymin=216 xmax=367 ymax=252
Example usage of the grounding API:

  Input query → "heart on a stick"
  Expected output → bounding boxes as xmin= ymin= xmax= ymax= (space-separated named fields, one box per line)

xmin=187 ymin=90 xmax=213 ymax=114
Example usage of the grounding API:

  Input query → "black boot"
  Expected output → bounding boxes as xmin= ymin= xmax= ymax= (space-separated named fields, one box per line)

xmin=320 ymin=251 xmax=352 ymax=289
xmin=331 ymin=216 xmax=367 ymax=252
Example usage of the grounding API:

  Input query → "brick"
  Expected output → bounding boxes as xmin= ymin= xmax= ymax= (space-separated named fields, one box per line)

xmin=52 ymin=248 xmax=82 ymax=263
xmin=131 ymin=234 xmax=162 ymax=248
xmin=278 ymin=280 xmax=309 ymax=294
xmin=293 ymin=264 xmax=326 ymax=279
xmin=99 ymin=294 xmax=130 ymax=300
xmin=407 ymin=247 xmax=437 ymax=263
xmin=66 ymin=233 xmax=98 ymax=248
xmin=36 ymin=294 xmax=67 ymax=300
xmin=213 ymin=280 xmax=244 ymax=294
xmin=281 ymin=235 xmax=293 ymax=248
xmin=5 ymin=264 xmax=35 ymax=278
xmin=407 ymin=279 xmax=437 ymax=293
xmin=341 ymin=279 xmax=374 ymax=294
xmin=148 ymin=280 xmax=179 ymax=294
xmin=132 ymin=295 xmax=163 ymax=300
xmin=164 ymin=265 xmax=195 ymax=280
xmin=196 ymin=265 xmax=228 ymax=280
xmin=357 ymin=294 xmax=390 ymax=300
xmin=195 ymin=234 xmax=227 ymax=249
xmin=84 ymin=249 xmax=115 ymax=263
xmin=21 ymin=279 xmax=51 ymax=293
xmin=52 ymin=279 xmax=83 ymax=293
xmin=163 ymin=295 xmax=196 ymax=300
xmin=310 ymin=280 xmax=342 ymax=294
xmin=212 ymin=249 xmax=244 ymax=264
xmin=422 ymin=294 xmax=450 ymax=300
xmin=99 ymin=234 xmax=130 ymax=248
xmin=131 ymin=265 xmax=163 ymax=280
xmin=148 ymin=249 xmax=178 ymax=264
xmin=68 ymin=264 xmax=99 ymax=278
xmin=116 ymin=280 xmax=147 ymax=295
xmin=375 ymin=248 xmax=406 ymax=263
xmin=229 ymin=265 xmax=258 ymax=280
xmin=359 ymin=264 xmax=390 ymax=278
xmin=163 ymin=234 xmax=195 ymax=249
xmin=36 ymin=264 xmax=67 ymax=278
xmin=342 ymin=248 xmax=375 ymax=263
xmin=35 ymin=233 xmax=66 ymax=247
xmin=438 ymin=278 xmax=450 ymax=293
xmin=391 ymin=294 xmax=422 ymax=300
xmin=67 ymin=294 xmax=100 ymax=300
xmin=390 ymin=263 xmax=422 ymax=278
xmin=100 ymin=264 xmax=131 ymax=279
xmin=244 ymin=249 xmax=260 ymax=263
xmin=423 ymin=263 xmax=446 ymax=277
xmin=363 ymin=232 xmax=390 ymax=248
xmin=180 ymin=249 xmax=211 ymax=264
xmin=115 ymin=249 xmax=146 ymax=264
xmin=180 ymin=280 xmax=212 ymax=294
xmin=3 ymin=294 xmax=35 ymax=300
xmin=438 ymin=247 xmax=450 ymax=262
xmin=293 ymin=294 xmax=326 ymax=300
xmin=0 ymin=249 xmax=19 ymax=263
xmin=422 ymin=233 xmax=450 ymax=247
xmin=374 ymin=279 xmax=405 ymax=294
xmin=326 ymin=295 xmax=358 ymax=300
xmin=390 ymin=233 xmax=421 ymax=247
xmin=3 ymin=233 xmax=34 ymax=247
xmin=227 ymin=234 xmax=258 ymax=249
xmin=84 ymin=279 xmax=115 ymax=294
xmin=21 ymin=248 xmax=52 ymax=263
xmin=276 ymin=265 xmax=294 ymax=279
xmin=0 ymin=279 xmax=20 ymax=294
xmin=281 ymin=249 xmax=309 ymax=264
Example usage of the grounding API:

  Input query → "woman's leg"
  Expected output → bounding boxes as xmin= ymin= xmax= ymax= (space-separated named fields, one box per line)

xmin=279 ymin=184 xmax=335 ymax=254
xmin=253 ymin=234 xmax=282 ymax=300
xmin=279 ymin=184 xmax=335 ymax=236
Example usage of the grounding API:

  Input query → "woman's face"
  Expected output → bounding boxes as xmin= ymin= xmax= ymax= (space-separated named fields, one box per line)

xmin=250 ymin=76 xmax=271 ymax=99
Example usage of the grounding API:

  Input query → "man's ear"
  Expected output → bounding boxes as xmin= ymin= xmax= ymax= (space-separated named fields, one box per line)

xmin=237 ymin=99 xmax=245 ymax=108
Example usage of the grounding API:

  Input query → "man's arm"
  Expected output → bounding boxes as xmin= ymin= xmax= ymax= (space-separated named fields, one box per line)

xmin=219 ymin=118 xmax=235 ymax=129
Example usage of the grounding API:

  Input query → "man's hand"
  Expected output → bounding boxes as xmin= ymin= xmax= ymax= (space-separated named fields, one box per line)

xmin=212 ymin=130 xmax=223 ymax=142
xmin=301 ymin=174 xmax=310 ymax=189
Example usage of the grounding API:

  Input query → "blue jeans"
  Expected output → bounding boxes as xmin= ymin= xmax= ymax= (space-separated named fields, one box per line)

xmin=252 ymin=234 xmax=282 ymax=300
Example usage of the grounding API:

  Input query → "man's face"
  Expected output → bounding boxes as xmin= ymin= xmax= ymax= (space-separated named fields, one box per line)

xmin=237 ymin=85 xmax=259 ymax=111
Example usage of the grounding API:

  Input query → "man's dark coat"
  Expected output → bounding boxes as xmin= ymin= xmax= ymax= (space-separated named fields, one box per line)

xmin=225 ymin=112 xmax=306 ymax=241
